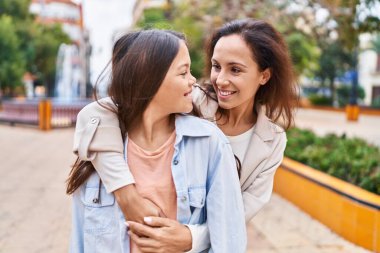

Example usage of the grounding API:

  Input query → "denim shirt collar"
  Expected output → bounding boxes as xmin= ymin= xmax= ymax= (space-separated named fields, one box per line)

xmin=174 ymin=114 xmax=213 ymax=138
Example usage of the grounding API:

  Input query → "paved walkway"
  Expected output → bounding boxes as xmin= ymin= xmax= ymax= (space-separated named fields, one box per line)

xmin=0 ymin=109 xmax=375 ymax=252
xmin=294 ymin=108 xmax=380 ymax=147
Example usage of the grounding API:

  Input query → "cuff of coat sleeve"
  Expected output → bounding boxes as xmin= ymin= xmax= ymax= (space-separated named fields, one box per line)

xmin=104 ymin=175 xmax=135 ymax=193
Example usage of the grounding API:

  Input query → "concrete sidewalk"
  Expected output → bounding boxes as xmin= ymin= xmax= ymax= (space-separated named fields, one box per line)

xmin=0 ymin=124 xmax=372 ymax=253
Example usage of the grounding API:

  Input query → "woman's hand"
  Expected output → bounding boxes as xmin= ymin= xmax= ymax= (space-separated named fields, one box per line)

xmin=114 ymin=185 xmax=165 ymax=223
xmin=127 ymin=217 xmax=193 ymax=253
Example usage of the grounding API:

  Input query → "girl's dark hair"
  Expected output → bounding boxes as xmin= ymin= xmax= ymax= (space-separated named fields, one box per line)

xmin=67 ymin=30 xmax=186 ymax=194
xmin=204 ymin=19 xmax=298 ymax=130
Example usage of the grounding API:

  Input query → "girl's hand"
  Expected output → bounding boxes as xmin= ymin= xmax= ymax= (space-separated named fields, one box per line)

xmin=114 ymin=185 xmax=165 ymax=223
xmin=127 ymin=217 xmax=192 ymax=253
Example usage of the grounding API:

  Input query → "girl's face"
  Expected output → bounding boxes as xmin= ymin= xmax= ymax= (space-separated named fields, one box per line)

xmin=210 ymin=34 xmax=270 ymax=111
xmin=151 ymin=40 xmax=195 ymax=114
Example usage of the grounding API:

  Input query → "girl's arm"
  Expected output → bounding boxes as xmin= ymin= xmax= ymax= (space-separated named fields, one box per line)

xmin=243 ymin=131 xmax=287 ymax=222
xmin=73 ymin=98 xmax=162 ymax=222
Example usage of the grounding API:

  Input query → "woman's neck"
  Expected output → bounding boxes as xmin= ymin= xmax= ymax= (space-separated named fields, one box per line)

xmin=217 ymin=99 xmax=256 ymax=136
xmin=129 ymin=108 xmax=175 ymax=151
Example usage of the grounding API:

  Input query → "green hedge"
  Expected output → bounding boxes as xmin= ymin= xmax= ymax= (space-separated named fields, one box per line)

xmin=285 ymin=128 xmax=380 ymax=195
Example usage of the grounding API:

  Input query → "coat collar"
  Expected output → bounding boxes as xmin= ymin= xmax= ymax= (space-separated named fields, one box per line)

xmin=253 ymin=106 xmax=276 ymax=142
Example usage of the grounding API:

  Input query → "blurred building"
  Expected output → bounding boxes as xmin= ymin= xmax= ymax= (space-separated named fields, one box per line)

xmin=29 ymin=0 xmax=91 ymax=99
xmin=359 ymin=34 xmax=380 ymax=106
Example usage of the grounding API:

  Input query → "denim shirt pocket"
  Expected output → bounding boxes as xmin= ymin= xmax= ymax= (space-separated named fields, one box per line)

xmin=188 ymin=186 xmax=206 ymax=224
xmin=81 ymin=178 xmax=117 ymax=236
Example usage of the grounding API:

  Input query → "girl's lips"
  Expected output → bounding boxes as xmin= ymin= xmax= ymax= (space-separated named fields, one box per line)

xmin=184 ymin=90 xmax=192 ymax=100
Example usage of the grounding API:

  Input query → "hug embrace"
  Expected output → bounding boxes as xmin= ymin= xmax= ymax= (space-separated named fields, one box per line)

xmin=67 ymin=18 xmax=297 ymax=253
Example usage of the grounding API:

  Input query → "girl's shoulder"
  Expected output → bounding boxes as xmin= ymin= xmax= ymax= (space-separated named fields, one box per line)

xmin=176 ymin=114 xmax=229 ymax=143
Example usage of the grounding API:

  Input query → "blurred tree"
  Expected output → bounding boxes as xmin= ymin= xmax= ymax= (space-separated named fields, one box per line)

xmin=0 ymin=15 xmax=26 ymax=96
xmin=308 ymin=0 xmax=380 ymax=104
xmin=33 ymin=24 xmax=70 ymax=96
xmin=372 ymin=34 xmax=380 ymax=72
xmin=0 ymin=0 xmax=30 ymax=19
xmin=0 ymin=0 xmax=70 ymax=97
xmin=316 ymin=41 xmax=354 ymax=105
xmin=286 ymin=32 xmax=320 ymax=77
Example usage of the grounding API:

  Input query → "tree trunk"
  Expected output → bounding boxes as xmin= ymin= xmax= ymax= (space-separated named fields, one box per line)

xmin=329 ymin=76 xmax=336 ymax=106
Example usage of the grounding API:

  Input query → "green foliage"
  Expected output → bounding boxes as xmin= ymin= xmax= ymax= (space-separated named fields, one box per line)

xmin=0 ymin=15 xmax=26 ymax=94
xmin=308 ymin=94 xmax=331 ymax=106
xmin=372 ymin=96 xmax=380 ymax=108
xmin=285 ymin=128 xmax=380 ymax=195
xmin=137 ymin=7 xmax=205 ymax=78
xmin=0 ymin=0 xmax=31 ymax=19
xmin=0 ymin=0 xmax=70 ymax=96
xmin=33 ymin=24 xmax=70 ymax=90
xmin=372 ymin=34 xmax=380 ymax=53
xmin=336 ymin=85 xmax=365 ymax=107
xmin=286 ymin=32 xmax=320 ymax=77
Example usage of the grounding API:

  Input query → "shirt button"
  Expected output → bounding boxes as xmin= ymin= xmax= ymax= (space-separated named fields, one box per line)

xmin=181 ymin=196 xmax=187 ymax=202
xmin=91 ymin=118 xmax=98 ymax=124
xmin=173 ymin=160 xmax=179 ymax=165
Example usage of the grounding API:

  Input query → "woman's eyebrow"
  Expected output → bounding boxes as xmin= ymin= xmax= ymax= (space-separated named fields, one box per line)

xmin=212 ymin=59 xmax=247 ymax=68
xmin=227 ymin=62 xmax=248 ymax=68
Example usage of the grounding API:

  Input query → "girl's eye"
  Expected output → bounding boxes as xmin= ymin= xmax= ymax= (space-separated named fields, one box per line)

xmin=181 ymin=71 xmax=187 ymax=76
xmin=231 ymin=67 xmax=241 ymax=73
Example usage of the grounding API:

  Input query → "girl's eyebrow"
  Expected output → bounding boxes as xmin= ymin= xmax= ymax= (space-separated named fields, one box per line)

xmin=177 ymin=63 xmax=190 ymax=70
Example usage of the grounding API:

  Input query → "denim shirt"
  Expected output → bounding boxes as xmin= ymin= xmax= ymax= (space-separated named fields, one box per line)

xmin=70 ymin=114 xmax=247 ymax=253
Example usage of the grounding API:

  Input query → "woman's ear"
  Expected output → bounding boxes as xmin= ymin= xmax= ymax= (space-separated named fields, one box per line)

xmin=260 ymin=68 xmax=272 ymax=85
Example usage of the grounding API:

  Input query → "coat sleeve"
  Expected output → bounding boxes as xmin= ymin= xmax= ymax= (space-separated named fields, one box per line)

xmin=206 ymin=134 xmax=247 ymax=253
xmin=184 ymin=224 xmax=210 ymax=253
xmin=73 ymin=98 xmax=135 ymax=193
xmin=243 ymin=131 xmax=287 ymax=222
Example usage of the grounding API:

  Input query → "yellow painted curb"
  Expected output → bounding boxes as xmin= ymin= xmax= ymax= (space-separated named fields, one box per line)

xmin=274 ymin=157 xmax=380 ymax=252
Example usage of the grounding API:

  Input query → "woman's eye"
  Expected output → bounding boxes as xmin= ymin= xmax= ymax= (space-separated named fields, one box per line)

xmin=231 ymin=67 xmax=241 ymax=73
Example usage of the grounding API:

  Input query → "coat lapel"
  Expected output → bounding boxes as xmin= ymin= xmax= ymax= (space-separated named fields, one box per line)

xmin=239 ymin=106 xmax=275 ymax=188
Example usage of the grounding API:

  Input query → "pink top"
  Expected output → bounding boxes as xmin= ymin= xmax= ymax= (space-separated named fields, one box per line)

xmin=127 ymin=132 xmax=177 ymax=253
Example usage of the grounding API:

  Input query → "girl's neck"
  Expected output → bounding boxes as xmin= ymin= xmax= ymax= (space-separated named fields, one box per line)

xmin=217 ymin=99 xmax=256 ymax=136
xmin=129 ymin=108 xmax=175 ymax=151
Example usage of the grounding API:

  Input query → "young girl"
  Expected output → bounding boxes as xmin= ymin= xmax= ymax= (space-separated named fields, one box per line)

xmin=72 ymin=19 xmax=297 ymax=252
xmin=67 ymin=29 xmax=246 ymax=253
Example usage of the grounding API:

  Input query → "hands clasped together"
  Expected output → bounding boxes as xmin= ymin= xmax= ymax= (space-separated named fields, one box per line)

xmin=115 ymin=185 xmax=192 ymax=253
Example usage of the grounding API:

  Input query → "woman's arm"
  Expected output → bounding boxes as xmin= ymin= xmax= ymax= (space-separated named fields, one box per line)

xmin=243 ymin=131 xmax=287 ymax=222
xmin=74 ymin=98 xmax=162 ymax=222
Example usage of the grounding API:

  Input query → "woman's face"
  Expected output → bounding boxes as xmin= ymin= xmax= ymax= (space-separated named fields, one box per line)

xmin=151 ymin=40 xmax=195 ymax=114
xmin=210 ymin=34 xmax=270 ymax=111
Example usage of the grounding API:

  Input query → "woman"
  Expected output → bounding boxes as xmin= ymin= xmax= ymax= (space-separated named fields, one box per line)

xmin=67 ymin=29 xmax=246 ymax=253
xmin=72 ymin=19 xmax=297 ymax=252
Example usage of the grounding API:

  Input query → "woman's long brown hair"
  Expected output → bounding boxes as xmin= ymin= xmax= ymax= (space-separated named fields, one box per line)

xmin=66 ymin=30 xmax=186 ymax=194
